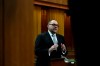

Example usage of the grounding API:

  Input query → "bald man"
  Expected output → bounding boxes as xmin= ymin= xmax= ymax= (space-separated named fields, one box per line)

xmin=35 ymin=20 xmax=68 ymax=66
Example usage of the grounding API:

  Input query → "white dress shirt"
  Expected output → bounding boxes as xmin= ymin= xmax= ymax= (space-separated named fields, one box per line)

xmin=48 ymin=30 xmax=58 ymax=56
xmin=48 ymin=30 xmax=58 ymax=44
xmin=48 ymin=30 xmax=66 ymax=56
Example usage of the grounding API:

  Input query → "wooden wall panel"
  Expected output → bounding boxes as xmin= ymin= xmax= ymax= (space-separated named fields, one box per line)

xmin=41 ymin=7 xmax=65 ymax=35
xmin=64 ymin=13 xmax=75 ymax=59
xmin=33 ymin=5 xmax=41 ymax=35
xmin=0 ymin=0 xmax=3 ymax=66
xmin=34 ymin=6 xmax=67 ymax=36
xmin=41 ymin=7 xmax=49 ymax=32
xmin=35 ymin=0 xmax=68 ymax=5
xmin=33 ymin=6 xmax=42 ymax=64
xmin=64 ymin=14 xmax=74 ymax=50
xmin=48 ymin=8 xmax=65 ymax=36
xmin=4 ymin=0 xmax=34 ymax=66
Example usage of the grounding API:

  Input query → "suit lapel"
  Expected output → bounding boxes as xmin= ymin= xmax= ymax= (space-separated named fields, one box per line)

xmin=45 ymin=32 xmax=54 ymax=45
xmin=45 ymin=32 xmax=60 ymax=45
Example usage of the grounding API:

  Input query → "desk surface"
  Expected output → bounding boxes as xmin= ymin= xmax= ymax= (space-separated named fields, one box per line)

xmin=50 ymin=58 xmax=77 ymax=66
xmin=51 ymin=58 xmax=64 ymax=61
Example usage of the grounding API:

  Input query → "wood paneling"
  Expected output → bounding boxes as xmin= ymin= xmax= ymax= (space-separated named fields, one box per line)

xmin=3 ymin=0 xmax=34 ymax=66
xmin=51 ymin=58 xmax=77 ymax=66
xmin=34 ymin=0 xmax=68 ymax=10
xmin=64 ymin=13 xmax=75 ymax=59
xmin=51 ymin=58 xmax=66 ymax=66
xmin=33 ymin=5 xmax=41 ymax=35
xmin=0 ymin=0 xmax=4 ymax=66
xmin=64 ymin=14 xmax=75 ymax=50
xmin=33 ymin=6 xmax=42 ymax=63
xmin=41 ymin=7 xmax=65 ymax=36
xmin=48 ymin=8 xmax=65 ymax=36
xmin=41 ymin=7 xmax=49 ymax=32
xmin=35 ymin=0 xmax=68 ymax=5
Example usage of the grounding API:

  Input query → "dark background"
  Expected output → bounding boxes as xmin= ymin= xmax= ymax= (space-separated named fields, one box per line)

xmin=68 ymin=0 xmax=99 ymax=66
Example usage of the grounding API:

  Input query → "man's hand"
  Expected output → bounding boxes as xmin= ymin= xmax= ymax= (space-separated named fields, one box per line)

xmin=61 ymin=43 xmax=66 ymax=51
xmin=49 ymin=44 xmax=58 ymax=52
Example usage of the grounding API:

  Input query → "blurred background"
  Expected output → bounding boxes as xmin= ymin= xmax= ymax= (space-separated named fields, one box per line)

xmin=0 ymin=0 xmax=77 ymax=66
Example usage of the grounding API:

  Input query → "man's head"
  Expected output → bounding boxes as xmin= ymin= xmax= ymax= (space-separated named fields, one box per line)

xmin=47 ymin=20 xmax=59 ymax=34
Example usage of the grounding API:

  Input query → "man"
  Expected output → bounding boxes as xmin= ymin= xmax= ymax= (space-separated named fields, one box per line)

xmin=35 ymin=20 xmax=68 ymax=66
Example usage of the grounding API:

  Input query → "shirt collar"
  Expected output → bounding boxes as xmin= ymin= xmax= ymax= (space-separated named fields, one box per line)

xmin=48 ymin=30 xmax=56 ymax=36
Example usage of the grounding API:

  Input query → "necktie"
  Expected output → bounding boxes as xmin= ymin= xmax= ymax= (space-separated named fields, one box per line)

xmin=52 ymin=34 xmax=58 ymax=44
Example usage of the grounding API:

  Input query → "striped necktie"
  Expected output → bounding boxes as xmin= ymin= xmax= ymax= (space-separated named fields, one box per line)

xmin=52 ymin=34 xmax=58 ymax=44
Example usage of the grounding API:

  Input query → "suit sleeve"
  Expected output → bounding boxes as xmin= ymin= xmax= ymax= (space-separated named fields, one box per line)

xmin=35 ymin=34 xmax=49 ymax=57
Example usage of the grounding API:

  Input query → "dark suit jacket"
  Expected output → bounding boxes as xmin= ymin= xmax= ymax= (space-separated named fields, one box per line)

xmin=35 ymin=32 xmax=67 ymax=66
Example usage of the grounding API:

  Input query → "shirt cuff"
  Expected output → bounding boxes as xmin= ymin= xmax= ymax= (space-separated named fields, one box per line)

xmin=48 ymin=51 xmax=51 ymax=56
xmin=62 ymin=50 xmax=66 ymax=55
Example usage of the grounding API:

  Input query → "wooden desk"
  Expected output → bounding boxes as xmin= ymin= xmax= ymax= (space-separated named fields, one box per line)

xmin=50 ymin=58 xmax=77 ymax=66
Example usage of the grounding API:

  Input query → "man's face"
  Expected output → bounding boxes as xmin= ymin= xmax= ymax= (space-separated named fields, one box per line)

xmin=47 ymin=20 xmax=59 ymax=33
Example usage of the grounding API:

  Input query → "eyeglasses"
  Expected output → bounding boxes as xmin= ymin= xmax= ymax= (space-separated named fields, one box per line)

xmin=49 ymin=24 xmax=59 ymax=27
